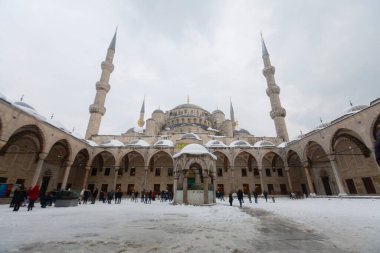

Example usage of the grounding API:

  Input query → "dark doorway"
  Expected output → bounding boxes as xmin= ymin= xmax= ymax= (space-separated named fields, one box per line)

xmin=243 ymin=184 xmax=250 ymax=194
xmin=321 ymin=176 xmax=332 ymax=195
xmin=255 ymin=184 xmax=262 ymax=194
xmin=362 ymin=177 xmax=376 ymax=194
xmin=301 ymin=184 xmax=308 ymax=195
xmin=127 ymin=184 xmax=134 ymax=195
xmin=345 ymin=179 xmax=357 ymax=194
xmin=40 ymin=176 xmax=50 ymax=197
xmin=280 ymin=184 xmax=287 ymax=195
xmin=167 ymin=184 xmax=173 ymax=193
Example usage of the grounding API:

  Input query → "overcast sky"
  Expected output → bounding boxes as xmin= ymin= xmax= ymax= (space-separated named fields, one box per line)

xmin=0 ymin=0 xmax=379 ymax=140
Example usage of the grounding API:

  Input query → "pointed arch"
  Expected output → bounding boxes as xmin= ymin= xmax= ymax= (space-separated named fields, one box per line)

xmin=331 ymin=128 xmax=370 ymax=158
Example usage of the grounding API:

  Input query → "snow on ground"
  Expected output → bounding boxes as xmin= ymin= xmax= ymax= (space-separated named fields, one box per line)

xmin=0 ymin=197 xmax=379 ymax=253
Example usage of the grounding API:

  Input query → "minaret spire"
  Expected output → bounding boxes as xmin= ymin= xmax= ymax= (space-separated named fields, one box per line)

xmin=85 ymin=31 xmax=117 ymax=139
xmin=261 ymin=33 xmax=289 ymax=141
xmin=137 ymin=97 xmax=145 ymax=127
xmin=230 ymin=98 xmax=236 ymax=130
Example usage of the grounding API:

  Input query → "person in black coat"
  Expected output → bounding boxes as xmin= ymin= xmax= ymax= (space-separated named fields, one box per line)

xmin=263 ymin=191 xmax=268 ymax=203
xmin=237 ymin=189 xmax=244 ymax=208
xmin=253 ymin=191 xmax=258 ymax=204
xmin=13 ymin=187 xmax=26 ymax=211
xmin=92 ymin=188 xmax=99 ymax=204
xmin=229 ymin=192 xmax=233 ymax=206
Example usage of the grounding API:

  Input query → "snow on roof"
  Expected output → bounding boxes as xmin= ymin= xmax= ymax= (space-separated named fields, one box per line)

xmin=180 ymin=133 xmax=202 ymax=140
xmin=0 ymin=93 xmax=7 ymax=100
xmin=205 ymin=140 xmax=227 ymax=148
xmin=154 ymin=140 xmax=174 ymax=147
xmin=126 ymin=139 xmax=150 ymax=147
xmin=13 ymin=101 xmax=46 ymax=121
xmin=334 ymin=104 xmax=368 ymax=120
xmin=277 ymin=142 xmax=288 ymax=148
xmin=253 ymin=140 xmax=275 ymax=148
xmin=173 ymin=144 xmax=217 ymax=160
xmin=207 ymin=127 xmax=219 ymax=132
xmin=100 ymin=139 xmax=125 ymax=147
xmin=84 ymin=140 xmax=98 ymax=146
xmin=230 ymin=140 xmax=252 ymax=148
xmin=46 ymin=118 xmax=70 ymax=132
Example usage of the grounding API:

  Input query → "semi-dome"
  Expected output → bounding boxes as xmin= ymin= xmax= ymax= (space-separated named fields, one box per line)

xmin=173 ymin=103 xmax=204 ymax=110
xmin=153 ymin=108 xmax=164 ymax=114
xmin=180 ymin=133 xmax=201 ymax=140
xmin=230 ymin=140 xmax=252 ymax=148
xmin=205 ymin=140 xmax=227 ymax=148
xmin=154 ymin=140 xmax=174 ymax=147
xmin=173 ymin=144 xmax=216 ymax=160
xmin=335 ymin=104 xmax=368 ymax=120
xmin=126 ymin=139 xmax=150 ymax=147
xmin=253 ymin=140 xmax=275 ymax=148
xmin=212 ymin=109 xmax=224 ymax=114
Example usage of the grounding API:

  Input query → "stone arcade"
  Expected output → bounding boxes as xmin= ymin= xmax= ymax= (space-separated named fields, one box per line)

xmin=0 ymin=31 xmax=379 ymax=204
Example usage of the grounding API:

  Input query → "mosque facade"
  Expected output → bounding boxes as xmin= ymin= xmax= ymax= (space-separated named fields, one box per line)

xmin=0 ymin=31 xmax=379 ymax=202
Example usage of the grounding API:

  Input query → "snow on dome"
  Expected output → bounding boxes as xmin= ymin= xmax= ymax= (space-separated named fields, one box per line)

xmin=127 ymin=139 xmax=150 ymax=147
xmin=153 ymin=108 xmax=164 ymax=114
xmin=277 ymin=142 xmax=288 ymax=148
xmin=180 ymin=133 xmax=201 ymax=140
xmin=126 ymin=127 xmax=144 ymax=134
xmin=212 ymin=109 xmax=224 ymax=114
xmin=173 ymin=104 xmax=204 ymax=110
xmin=84 ymin=140 xmax=98 ymax=146
xmin=313 ymin=122 xmax=331 ymax=130
xmin=292 ymin=134 xmax=305 ymax=141
xmin=173 ymin=144 xmax=217 ymax=160
xmin=234 ymin=128 xmax=251 ymax=135
xmin=230 ymin=140 xmax=252 ymax=148
xmin=100 ymin=139 xmax=125 ymax=147
xmin=253 ymin=140 xmax=275 ymax=148
xmin=154 ymin=140 xmax=174 ymax=147
xmin=207 ymin=127 xmax=219 ymax=132
xmin=335 ymin=104 xmax=368 ymax=120
xmin=0 ymin=93 xmax=7 ymax=100
xmin=205 ymin=140 xmax=227 ymax=148
xmin=13 ymin=101 xmax=46 ymax=121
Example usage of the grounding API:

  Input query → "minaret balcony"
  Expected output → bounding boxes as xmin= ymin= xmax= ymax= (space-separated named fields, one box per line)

xmin=262 ymin=66 xmax=275 ymax=77
xmin=96 ymin=81 xmax=111 ymax=92
xmin=270 ymin=108 xmax=286 ymax=119
xmin=266 ymin=85 xmax=280 ymax=96
xmin=89 ymin=104 xmax=106 ymax=115
xmin=101 ymin=61 xmax=114 ymax=72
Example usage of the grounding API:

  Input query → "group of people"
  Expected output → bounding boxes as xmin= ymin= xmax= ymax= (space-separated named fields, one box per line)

xmin=130 ymin=190 xmax=173 ymax=203
xmin=228 ymin=190 xmax=275 ymax=207
xmin=10 ymin=185 xmax=43 ymax=211
xmin=80 ymin=187 xmax=123 ymax=204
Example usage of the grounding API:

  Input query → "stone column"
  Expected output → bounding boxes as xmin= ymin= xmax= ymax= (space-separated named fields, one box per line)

xmin=31 ymin=153 xmax=47 ymax=187
xmin=231 ymin=162 xmax=235 ymax=192
xmin=285 ymin=167 xmax=293 ymax=192
xmin=143 ymin=166 xmax=148 ymax=190
xmin=183 ymin=174 xmax=188 ymax=204
xmin=203 ymin=175 xmax=209 ymax=204
xmin=303 ymin=163 xmax=315 ymax=196
xmin=259 ymin=166 xmax=265 ymax=195
xmin=212 ymin=175 xmax=216 ymax=203
xmin=82 ymin=166 xmax=91 ymax=190
xmin=61 ymin=161 xmax=73 ymax=190
xmin=112 ymin=166 xmax=120 ymax=191
xmin=329 ymin=155 xmax=347 ymax=196
xmin=173 ymin=174 xmax=178 ymax=203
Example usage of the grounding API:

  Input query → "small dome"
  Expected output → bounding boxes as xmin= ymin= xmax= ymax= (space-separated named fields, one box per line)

xmin=277 ymin=142 xmax=288 ymax=148
xmin=173 ymin=144 xmax=217 ymax=160
xmin=153 ymin=109 xmax=164 ymax=114
xmin=46 ymin=119 xmax=69 ymax=132
xmin=0 ymin=93 xmax=7 ymax=100
xmin=292 ymin=134 xmax=305 ymax=141
xmin=127 ymin=139 xmax=150 ymax=147
xmin=336 ymin=105 xmax=368 ymax=120
xmin=14 ymin=101 xmax=35 ymax=110
xmin=154 ymin=140 xmax=174 ymax=147
xmin=84 ymin=140 xmax=98 ymax=146
xmin=230 ymin=140 xmax=252 ymax=148
xmin=180 ymin=133 xmax=201 ymax=140
xmin=212 ymin=109 xmax=224 ymax=114
xmin=126 ymin=127 xmax=145 ymax=134
xmin=100 ymin=139 xmax=125 ymax=147
xmin=234 ymin=128 xmax=251 ymax=135
xmin=253 ymin=140 xmax=275 ymax=148
xmin=205 ymin=140 xmax=227 ymax=148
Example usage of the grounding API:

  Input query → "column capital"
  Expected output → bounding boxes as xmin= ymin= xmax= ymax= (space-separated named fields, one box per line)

xmin=65 ymin=160 xmax=74 ymax=167
xmin=85 ymin=166 xmax=91 ymax=171
xmin=114 ymin=166 xmax=120 ymax=171
xmin=328 ymin=154 xmax=337 ymax=161
xmin=39 ymin=152 xmax=48 ymax=160
xmin=303 ymin=161 xmax=310 ymax=168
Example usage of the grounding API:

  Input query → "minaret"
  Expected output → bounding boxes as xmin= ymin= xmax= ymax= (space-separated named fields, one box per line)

xmin=85 ymin=30 xmax=117 ymax=139
xmin=230 ymin=99 xmax=236 ymax=129
xmin=137 ymin=97 xmax=145 ymax=128
xmin=261 ymin=33 xmax=289 ymax=141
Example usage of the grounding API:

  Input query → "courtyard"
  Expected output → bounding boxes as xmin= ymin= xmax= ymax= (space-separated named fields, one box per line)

xmin=1 ymin=197 xmax=379 ymax=253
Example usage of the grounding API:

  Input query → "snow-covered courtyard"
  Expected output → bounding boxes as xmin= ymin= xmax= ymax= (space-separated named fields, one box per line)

xmin=1 ymin=197 xmax=379 ymax=253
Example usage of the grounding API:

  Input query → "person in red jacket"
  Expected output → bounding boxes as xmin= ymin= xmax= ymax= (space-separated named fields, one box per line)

xmin=27 ymin=185 xmax=40 ymax=211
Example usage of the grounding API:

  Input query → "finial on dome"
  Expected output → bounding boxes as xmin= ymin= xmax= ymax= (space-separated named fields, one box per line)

xmin=51 ymin=113 xmax=54 ymax=119
xmin=349 ymin=100 xmax=353 ymax=106
xmin=20 ymin=94 xmax=24 ymax=101
xmin=187 ymin=95 xmax=190 ymax=104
